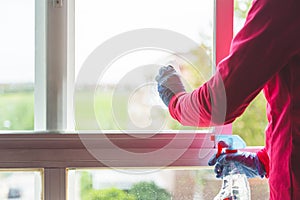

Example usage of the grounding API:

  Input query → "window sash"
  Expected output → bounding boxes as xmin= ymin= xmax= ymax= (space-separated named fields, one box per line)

xmin=0 ymin=132 xmax=215 ymax=168
xmin=0 ymin=132 xmax=262 ymax=168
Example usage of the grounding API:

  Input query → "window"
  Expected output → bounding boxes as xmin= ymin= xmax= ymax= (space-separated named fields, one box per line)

xmin=74 ymin=0 xmax=214 ymax=131
xmin=0 ymin=0 xmax=269 ymax=199
xmin=68 ymin=168 xmax=269 ymax=200
xmin=0 ymin=0 xmax=35 ymax=130
xmin=0 ymin=170 xmax=42 ymax=200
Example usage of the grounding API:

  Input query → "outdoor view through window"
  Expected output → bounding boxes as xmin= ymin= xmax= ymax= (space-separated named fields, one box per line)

xmin=74 ymin=0 xmax=214 ymax=131
xmin=0 ymin=0 xmax=34 ymax=131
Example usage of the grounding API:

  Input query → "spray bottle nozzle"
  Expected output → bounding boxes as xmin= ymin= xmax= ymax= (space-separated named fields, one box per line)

xmin=216 ymin=141 xmax=229 ymax=158
xmin=214 ymin=135 xmax=246 ymax=158
xmin=216 ymin=140 xmax=238 ymax=158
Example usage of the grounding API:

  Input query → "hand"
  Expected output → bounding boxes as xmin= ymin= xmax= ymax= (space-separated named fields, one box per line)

xmin=208 ymin=151 xmax=266 ymax=178
xmin=155 ymin=65 xmax=186 ymax=106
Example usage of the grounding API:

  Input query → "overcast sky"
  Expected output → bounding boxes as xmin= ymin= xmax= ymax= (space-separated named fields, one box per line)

xmin=0 ymin=0 xmax=34 ymax=83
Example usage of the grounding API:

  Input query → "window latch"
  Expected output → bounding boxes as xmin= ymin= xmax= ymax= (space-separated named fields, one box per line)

xmin=52 ymin=0 xmax=63 ymax=8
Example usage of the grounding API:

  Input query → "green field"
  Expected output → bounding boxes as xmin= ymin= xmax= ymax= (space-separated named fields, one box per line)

xmin=0 ymin=92 xmax=34 ymax=130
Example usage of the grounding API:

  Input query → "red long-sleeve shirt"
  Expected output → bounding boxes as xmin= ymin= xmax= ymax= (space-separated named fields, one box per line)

xmin=169 ymin=0 xmax=300 ymax=199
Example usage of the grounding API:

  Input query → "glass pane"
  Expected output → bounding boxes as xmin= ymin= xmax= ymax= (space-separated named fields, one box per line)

xmin=234 ymin=0 xmax=252 ymax=34
xmin=0 ymin=0 xmax=35 ymax=130
xmin=68 ymin=168 xmax=269 ymax=200
xmin=0 ymin=170 xmax=42 ymax=200
xmin=74 ymin=0 xmax=214 ymax=131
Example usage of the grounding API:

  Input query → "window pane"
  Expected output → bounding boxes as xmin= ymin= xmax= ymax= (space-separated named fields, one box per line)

xmin=0 ymin=170 xmax=42 ymax=200
xmin=68 ymin=168 xmax=269 ymax=200
xmin=234 ymin=0 xmax=252 ymax=34
xmin=0 ymin=0 xmax=35 ymax=130
xmin=74 ymin=0 xmax=214 ymax=131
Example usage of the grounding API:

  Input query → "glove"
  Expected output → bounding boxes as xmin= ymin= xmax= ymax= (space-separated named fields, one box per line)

xmin=155 ymin=65 xmax=186 ymax=106
xmin=208 ymin=151 xmax=266 ymax=178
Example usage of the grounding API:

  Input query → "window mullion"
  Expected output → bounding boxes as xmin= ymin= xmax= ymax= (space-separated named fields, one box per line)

xmin=35 ymin=0 xmax=74 ymax=198
xmin=46 ymin=0 xmax=68 ymax=131
xmin=214 ymin=0 xmax=234 ymax=65
xmin=213 ymin=0 xmax=234 ymax=135
xmin=44 ymin=168 xmax=66 ymax=200
xmin=35 ymin=0 xmax=74 ymax=131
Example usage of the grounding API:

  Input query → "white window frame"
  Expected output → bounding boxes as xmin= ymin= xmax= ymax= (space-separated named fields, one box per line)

xmin=0 ymin=0 xmax=255 ymax=199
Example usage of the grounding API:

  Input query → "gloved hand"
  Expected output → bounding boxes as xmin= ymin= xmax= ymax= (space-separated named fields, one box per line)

xmin=208 ymin=151 xmax=266 ymax=178
xmin=155 ymin=65 xmax=186 ymax=106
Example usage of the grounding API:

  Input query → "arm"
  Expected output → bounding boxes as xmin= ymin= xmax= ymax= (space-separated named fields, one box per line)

xmin=169 ymin=0 xmax=297 ymax=126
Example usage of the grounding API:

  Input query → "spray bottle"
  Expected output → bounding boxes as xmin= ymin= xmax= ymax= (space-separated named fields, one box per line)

xmin=213 ymin=135 xmax=251 ymax=200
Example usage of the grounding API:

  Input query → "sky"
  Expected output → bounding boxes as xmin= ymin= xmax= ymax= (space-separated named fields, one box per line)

xmin=0 ymin=0 xmax=213 ymax=84
xmin=0 ymin=0 xmax=35 ymax=83
xmin=75 ymin=0 xmax=213 ymax=84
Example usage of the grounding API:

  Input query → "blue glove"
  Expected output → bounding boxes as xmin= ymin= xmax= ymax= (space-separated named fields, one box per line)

xmin=155 ymin=65 xmax=186 ymax=106
xmin=208 ymin=151 xmax=266 ymax=178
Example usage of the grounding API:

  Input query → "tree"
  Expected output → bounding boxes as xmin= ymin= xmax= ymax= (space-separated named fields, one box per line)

xmin=80 ymin=172 xmax=93 ymax=200
xmin=129 ymin=181 xmax=171 ymax=200
xmin=87 ymin=188 xmax=136 ymax=200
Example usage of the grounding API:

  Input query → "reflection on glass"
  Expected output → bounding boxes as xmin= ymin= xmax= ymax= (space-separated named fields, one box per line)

xmin=0 ymin=170 xmax=42 ymax=200
xmin=68 ymin=168 xmax=269 ymax=200
xmin=75 ymin=0 xmax=214 ymax=131
xmin=0 ymin=0 xmax=35 ymax=130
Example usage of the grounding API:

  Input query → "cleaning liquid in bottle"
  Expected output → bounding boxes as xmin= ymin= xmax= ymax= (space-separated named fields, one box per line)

xmin=213 ymin=135 xmax=251 ymax=200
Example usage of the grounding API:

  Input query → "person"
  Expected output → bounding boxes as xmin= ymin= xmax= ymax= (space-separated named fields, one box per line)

xmin=155 ymin=0 xmax=300 ymax=199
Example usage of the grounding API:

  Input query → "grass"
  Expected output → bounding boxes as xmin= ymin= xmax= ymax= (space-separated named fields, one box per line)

xmin=0 ymin=92 xmax=34 ymax=130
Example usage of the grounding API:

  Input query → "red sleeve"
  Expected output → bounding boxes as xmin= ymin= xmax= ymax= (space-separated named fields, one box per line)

xmin=257 ymin=148 xmax=270 ymax=178
xmin=169 ymin=0 xmax=299 ymax=126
